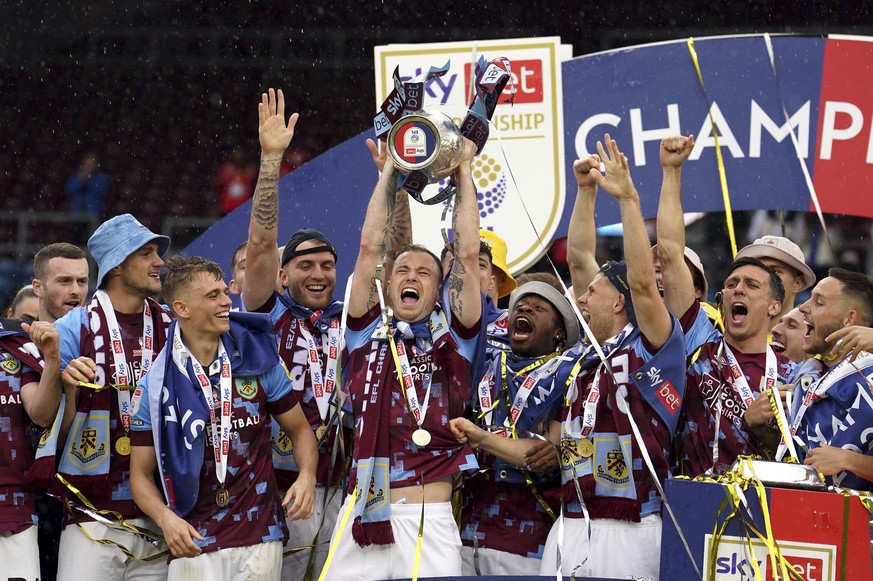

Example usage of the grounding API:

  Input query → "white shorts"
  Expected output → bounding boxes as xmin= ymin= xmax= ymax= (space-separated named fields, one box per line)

xmin=0 ymin=525 xmax=40 ymax=580
xmin=540 ymin=513 xmax=662 ymax=580
xmin=168 ymin=540 xmax=282 ymax=581
xmin=57 ymin=518 xmax=168 ymax=581
xmin=281 ymin=485 xmax=342 ymax=581
xmin=460 ymin=545 xmax=541 ymax=577
xmin=320 ymin=496 xmax=462 ymax=581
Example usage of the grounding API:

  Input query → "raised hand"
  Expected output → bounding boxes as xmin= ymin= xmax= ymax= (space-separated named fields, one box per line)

xmin=258 ymin=88 xmax=299 ymax=157
xmin=589 ymin=133 xmax=637 ymax=201
xmin=23 ymin=321 xmax=60 ymax=361
xmin=660 ymin=135 xmax=695 ymax=168
xmin=573 ymin=154 xmax=601 ymax=191
xmin=827 ymin=325 xmax=873 ymax=362
xmin=366 ymin=138 xmax=388 ymax=172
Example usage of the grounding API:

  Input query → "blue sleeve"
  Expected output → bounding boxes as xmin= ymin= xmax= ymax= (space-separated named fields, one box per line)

xmin=56 ymin=307 xmax=86 ymax=370
xmin=131 ymin=372 xmax=153 ymax=432
xmin=262 ymin=363 xmax=294 ymax=403
xmin=344 ymin=310 xmax=381 ymax=355
xmin=684 ymin=304 xmax=719 ymax=358
xmin=629 ymin=317 xmax=687 ymax=436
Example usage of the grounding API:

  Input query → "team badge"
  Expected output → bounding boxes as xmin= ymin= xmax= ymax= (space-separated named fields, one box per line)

xmin=0 ymin=353 xmax=21 ymax=374
xmin=272 ymin=429 xmax=293 ymax=456
xmin=594 ymin=437 xmax=632 ymax=491
xmin=235 ymin=377 xmax=257 ymax=399
xmin=70 ymin=427 xmax=107 ymax=467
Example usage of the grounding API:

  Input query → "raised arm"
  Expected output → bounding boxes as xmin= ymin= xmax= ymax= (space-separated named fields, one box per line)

xmin=591 ymin=134 xmax=672 ymax=348
xmin=567 ymin=155 xmax=602 ymax=295
xmin=243 ymin=88 xmax=299 ymax=311
xmin=366 ymin=138 xmax=412 ymax=277
xmin=20 ymin=322 xmax=63 ymax=428
xmin=348 ymin=157 xmax=398 ymax=319
xmin=655 ymin=135 xmax=696 ymax=317
xmin=447 ymin=138 xmax=483 ymax=329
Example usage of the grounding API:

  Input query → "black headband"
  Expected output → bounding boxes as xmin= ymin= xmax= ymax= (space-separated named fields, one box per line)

xmin=281 ymin=228 xmax=338 ymax=266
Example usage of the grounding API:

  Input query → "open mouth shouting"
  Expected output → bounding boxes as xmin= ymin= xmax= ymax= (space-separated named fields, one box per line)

xmin=400 ymin=287 xmax=420 ymax=306
xmin=511 ymin=314 xmax=534 ymax=342
xmin=729 ymin=302 xmax=749 ymax=326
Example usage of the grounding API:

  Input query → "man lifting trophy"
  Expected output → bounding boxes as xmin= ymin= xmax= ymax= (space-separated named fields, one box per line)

xmin=374 ymin=57 xmax=515 ymax=204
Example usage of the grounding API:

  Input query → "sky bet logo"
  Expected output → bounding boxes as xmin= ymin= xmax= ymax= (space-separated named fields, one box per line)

xmin=400 ymin=60 xmax=543 ymax=105
xmin=704 ymin=535 xmax=834 ymax=581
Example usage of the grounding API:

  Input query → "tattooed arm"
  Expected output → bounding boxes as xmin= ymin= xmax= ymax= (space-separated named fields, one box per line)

xmin=348 ymin=156 xmax=398 ymax=319
xmin=243 ymin=88 xmax=299 ymax=312
xmin=366 ymin=138 xmax=412 ymax=278
xmin=448 ymin=138 xmax=482 ymax=329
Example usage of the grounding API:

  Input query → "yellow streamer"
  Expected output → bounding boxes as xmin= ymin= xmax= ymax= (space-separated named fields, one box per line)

xmin=317 ymin=488 xmax=357 ymax=581
xmin=687 ymin=37 xmax=738 ymax=258
xmin=56 ymin=474 xmax=167 ymax=562
xmin=412 ymin=499 xmax=425 ymax=581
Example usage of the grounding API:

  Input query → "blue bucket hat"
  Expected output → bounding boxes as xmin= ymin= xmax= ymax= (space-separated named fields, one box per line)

xmin=88 ymin=214 xmax=170 ymax=288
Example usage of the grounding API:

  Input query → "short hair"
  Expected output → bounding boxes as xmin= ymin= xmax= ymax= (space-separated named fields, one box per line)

xmin=230 ymin=241 xmax=247 ymax=275
xmin=392 ymin=244 xmax=444 ymax=282
xmin=689 ymin=265 xmax=707 ymax=297
xmin=439 ymin=240 xmax=492 ymax=264
xmin=726 ymin=257 xmax=785 ymax=304
xmin=6 ymin=285 xmax=36 ymax=318
xmin=34 ymin=243 xmax=87 ymax=280
xmin=162 ymin=255 xmax=224 ymax=305
xmin=514 ymin=272 xmax=564 ymax=294
xmin=829 ymin=267 xmax=873 ymax=326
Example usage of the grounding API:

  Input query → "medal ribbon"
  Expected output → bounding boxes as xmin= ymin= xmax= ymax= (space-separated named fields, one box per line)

xmin=296 ymin=318 xmax=341 ymax=422
xmin=477 ymin=352 xmax=557 ymax=430
xmin=721 ymin=342 xmax=777 ymax=411
xmin=386 ymin=332 xmax=432 ymax=436
xmin=565 ymin=323 xmax=635 ymax=439
xmin=173 ymin=325 xmax=232 ymax=490
xmin=94 ymin=290 xmax=155 ymax=437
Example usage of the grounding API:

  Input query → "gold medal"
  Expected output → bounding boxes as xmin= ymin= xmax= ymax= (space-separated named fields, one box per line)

xmin=315 ymin=425 xmax=327 ymax=442
xmin=412 ymin=428 xmax=431 ymax=447
xmin=216 ymin=487 xmax=230 ymax=508
xmin=115 ymin=436 xmax=131 ymax=456
xmin=577 ymin=438 xmax=594 ymax=458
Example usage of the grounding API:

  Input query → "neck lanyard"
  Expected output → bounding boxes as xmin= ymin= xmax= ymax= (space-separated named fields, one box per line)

xmin=721 ymin=341 xmax=777 ymax=411
xmin=564 ymin=323 xmax=634 ymax=438
xmin=476 ymin=351 xmax=558 ymax=432
xmin=387 ymin=331 xmax=433 ymax=446
xmin=95 ymin=290 xmax=155 ymax=437
xmin=296 ymin=318 xmax=341 ymax=422
xmin=174 ymin=325 xmax=233 ymax=499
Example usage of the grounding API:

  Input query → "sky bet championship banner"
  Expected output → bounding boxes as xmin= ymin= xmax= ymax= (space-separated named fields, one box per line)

xmin=185 ymin=34 xmax=873 ymax=290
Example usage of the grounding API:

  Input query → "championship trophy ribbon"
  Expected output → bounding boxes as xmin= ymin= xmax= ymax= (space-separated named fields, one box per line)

xmin=374 ymin=57 xmax=515 ymax=205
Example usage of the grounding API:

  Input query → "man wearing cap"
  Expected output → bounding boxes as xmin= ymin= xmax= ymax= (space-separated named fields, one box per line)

xmin=321 ymin=134 xmax=483 ymax=580
xmin=456 ymin=134 xmax=686 ymax=579
xmin=655 ymin=136 xmax=796 ymax=478
xmin=453 ymin=273 xmax=579 ymax=576
xmin=48 ymin=213 xmax=172 ymax=579
xmin=242 ymin=88 xmax=345 ymax=579
xmin=129 ymin=255 xmax=317 ymax=578
xmin=777 ymin=268 xmax=873 ymax=491
xmin=566 ymin=145 xmax=717 ymax=333
xmin=736 ymin=235 xmax=816 ymax=328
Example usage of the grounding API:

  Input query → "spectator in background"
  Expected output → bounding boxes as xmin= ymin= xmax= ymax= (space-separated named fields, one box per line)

xmin=5 ymin=285 xmax=39 ymax=322
xmin=65 ymin=152 xmax=108 ymax=243
xmin=216 ymin=146 xmax=257 ymax=215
